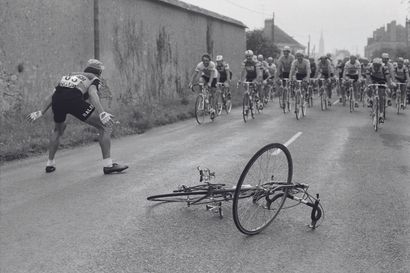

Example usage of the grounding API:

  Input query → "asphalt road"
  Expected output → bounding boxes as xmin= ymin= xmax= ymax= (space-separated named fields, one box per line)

xmin=1 ymin=96 xmax=410 ymax=273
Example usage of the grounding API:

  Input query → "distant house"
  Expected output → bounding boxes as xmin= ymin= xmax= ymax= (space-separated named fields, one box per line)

xmin=263 ymin=19 xmax=306 ymax=53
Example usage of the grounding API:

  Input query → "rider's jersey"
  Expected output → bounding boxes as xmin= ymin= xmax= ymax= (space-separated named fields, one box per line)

xmin=394 ymin=66 xmax=409 ymax=82
xmin=343 ymin=60 xmax=361 ymax=77
xmin=242 ymin=59 xmax=261 ymax=79
xmin=317 ymin=60 xmax=333 ymax=77
xmin=277 ymin=54 xmax=295 ymax=77
xmin=195 ymin=61 xmax=218 ymax=79
xmin=310 ymin=62 xmax=317 ymax=78
xmin=56 ymin=72 xmax=100 ymax=95
xmin=216 ymin=62 xmax=230 ymax=80
xmin=290 ymin=59 xmax=311 ymax=79
xmin=383 ymin=61 xmax=395 ymax=79
xmin=367 ymin=65 xmax=389 ymax=84
xmin=267 ymin=63 xmax=277 ymax=78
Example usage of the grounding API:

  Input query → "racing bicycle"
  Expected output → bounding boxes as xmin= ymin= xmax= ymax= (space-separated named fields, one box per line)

xmin=147 ymin=143 xmax=324 ymax=235
xmin=192 ymin=83 xmax=215 ymax=124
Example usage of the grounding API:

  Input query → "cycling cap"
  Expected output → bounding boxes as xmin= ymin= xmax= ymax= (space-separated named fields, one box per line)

xmin=372 ymin=58 xmax=382 ymax=64
xmin=381 ymin=53 xmax=389 ymax=59
xmin=216 ymin=55 xmax=224 ymax=61
xmin=257 ymin=54 xmax=264 ymax=60
xmin=245 ymin=50 xmax=254 ymax=56
xmin=283 ymin=46 xmax=291 ymax=52
xmin=295 ymin=50 xmax=304 ymax=56
xmin=404 ymin=59 xmax=409 ymax=64
xmin=318 ymin=55 xmax=327 ymax=60
xmin=267 ymin=57 xmax=274 ymax=62
xmin=86 ymin=59 xmax=104 ymax=71
xmin=397 ymin=57 xmax=404 ymax=62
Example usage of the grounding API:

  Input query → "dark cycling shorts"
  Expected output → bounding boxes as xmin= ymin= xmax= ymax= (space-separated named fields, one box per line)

xmin=395 ymin=78 xmax=406 ymax=84
xmin=201 ymin=75 xmax=217 ymax=88
xmin=246 ymin=75 xmax=257 ymax=82
xmin=346 ymin=75 xmax=359 ymax=82
xmin=321 ymin=73 xmax=330 ymax=79
xmin=296 ymin=73 xmax=307 ymax=81
xmin=52 ymin=87 xmax=95 ymax=123
xmin=280 ymin=72 xmax=290 ymax=79
xmin=263 ymin=71 xmax=269 ymax=80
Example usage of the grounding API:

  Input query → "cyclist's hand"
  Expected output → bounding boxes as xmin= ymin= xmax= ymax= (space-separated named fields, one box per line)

xmin=188 ymin=82 xmax=193 ymax=90
xmin=26 ymin=110 xmax=42 ymax=122
xmin=262 ymin=80 xmax=267 ymax=85
xmin=99 ymin=111 xmax=114 ymax=126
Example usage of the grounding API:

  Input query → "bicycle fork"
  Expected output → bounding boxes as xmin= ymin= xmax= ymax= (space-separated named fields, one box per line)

xmin=286 ymin=193 xmax=322 ymax=229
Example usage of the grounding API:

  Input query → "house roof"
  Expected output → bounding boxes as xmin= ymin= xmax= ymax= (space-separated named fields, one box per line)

xmin=274 ymin=25 xmax=305 ymax=49
xmin=154 ymin=0 xmax=247 ymax=28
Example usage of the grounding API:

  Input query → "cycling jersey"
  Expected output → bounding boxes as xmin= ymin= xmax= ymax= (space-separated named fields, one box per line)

xmin=242 ymin=59 xmax=261 ymax=81
xmin=383 ymin=62 xmax=395 ymax=79
xmin=277 ymin=54 xmax=295 ymax=78
xmin=310 ymin=62 xmax=317 ymax=78
xmin=394 ymin=66 xmax=409 ymax=83
xmin=344 ymin=60 xmax=361 ymax=76
xmin=195 ymin=61 xmax=218 ymax=79
xmin=367 ymin=65 xmax=389 ymax=84
xmin=216 ymin=62 xmax=230 ymax=82
xmin=290 ymin=59 xmax=311 ymax=80
xmin=56 ymin=72 xmax=100 ymax=95
xmin=317 ymin=60 xmax=333 ymax=78
xmin=267 ymin=63 xmax=277 ymax=79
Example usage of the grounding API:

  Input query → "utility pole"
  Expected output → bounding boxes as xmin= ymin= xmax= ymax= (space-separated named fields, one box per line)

xmin=94 ymin=0 xmax=100 ymax=59
xmin=307 ymin=35 xmax=311 ymax=57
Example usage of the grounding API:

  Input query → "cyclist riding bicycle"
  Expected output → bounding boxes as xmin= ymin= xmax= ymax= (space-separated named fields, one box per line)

xmin=266 ymin=57 xmax=277 ymax=99
xmin=257 ymin=54 xmax=270 ymax=101
xmin=381 ymin=53 xmax=395 ymax=106
xmin=366 ymin=58 xmax=395 ymax=123
xmin=239 ymin=50 xmax=262 ymax=99
xmin=317 ymin=55 xmax=334 ymax=106
xmin=215 ymin=55 xmax=232 ymax=104
xmin=26 ymin=59 xmax=128 ymax=174
xmin=189 ymin=54 xmax=219 ymax=116
xmin=343 ymin=55 xmax=362 ymax=108
xmin=290 ymin=51 xmax=311 ymax=103
xmin=394 ymin=57 xmax=410 ymax=109
xmin=309 ymin=57 xmax=317 ymax=79
xmin=276 ymin=46 xmax=295 ymax=82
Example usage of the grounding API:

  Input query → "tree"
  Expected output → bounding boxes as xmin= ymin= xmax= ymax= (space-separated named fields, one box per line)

xmin=246 ymin=29 xmax=281 ymax=59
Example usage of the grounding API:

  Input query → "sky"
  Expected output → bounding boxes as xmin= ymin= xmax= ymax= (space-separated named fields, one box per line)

xmin=182 ymin=0 xmax=410 ymax=56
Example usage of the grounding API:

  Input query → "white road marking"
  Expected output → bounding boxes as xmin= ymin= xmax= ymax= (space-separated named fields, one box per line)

xmin=272 ymin=132 xmax=303 ymax=155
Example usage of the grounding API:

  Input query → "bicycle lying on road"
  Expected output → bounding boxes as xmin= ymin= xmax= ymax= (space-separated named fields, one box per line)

xmin=147 ymin=143 xmax=324 ymax=235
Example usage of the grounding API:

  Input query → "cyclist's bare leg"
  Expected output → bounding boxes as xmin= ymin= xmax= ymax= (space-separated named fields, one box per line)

xmin=83 ymin=110 xmax=112 ymax=159
xmin=48 ymin=122 xmax=67 ymax=161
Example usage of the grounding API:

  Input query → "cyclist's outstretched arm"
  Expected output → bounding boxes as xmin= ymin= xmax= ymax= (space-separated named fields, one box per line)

xmin=27 ymin=89 xmax=54 ymax=122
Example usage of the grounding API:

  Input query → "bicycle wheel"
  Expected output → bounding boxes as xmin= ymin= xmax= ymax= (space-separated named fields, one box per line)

xmin=195 ymin=95 xmax=206 ymax=124
xmin=349 ymin=89 xmax=354 ymax=113
xmin=373 ymin=97 xmax=379 ymax=132
xmin=243 ymin=94 xmax=250 ymax=123
xmin=280 ymin=88 xmax=286 ymax=113
xmin=233 ymin=143 xmax=293 ymax=235
xmin=225 ymin=99 xmax=232 ymax=114
xmin=295 ymin=92 xmax=300 ymax=120
xmin=302 ymin=95 xmax=307 ymax=117
xmin=286 ymin=89 xmax=292 ymax=113
xmin=396 ymin=91 xmax=400 ymax=115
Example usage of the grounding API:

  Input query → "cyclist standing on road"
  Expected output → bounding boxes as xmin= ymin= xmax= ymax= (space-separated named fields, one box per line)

xmin=26 ymin=59 xmax=128 ymax=174
xmin=394 ymin=57 xmax=410 ymax=109
xmin=343 ymin=55 xmax=362 ymax=108
xmin=189 ymin=54 xmax=219 ymax=116
xmin=366 ymin=58 xmax=395 ymax=123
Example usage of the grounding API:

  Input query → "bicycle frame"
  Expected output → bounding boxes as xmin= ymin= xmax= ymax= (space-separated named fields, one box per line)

xmin=395 ymin=83 xmax=407 ymax=114
xmin=367 ymin=84 xmax=387 ymax=131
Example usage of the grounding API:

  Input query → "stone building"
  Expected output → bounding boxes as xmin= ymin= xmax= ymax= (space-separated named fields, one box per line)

xmin=364 ymin=20 xmax=409 ymax=58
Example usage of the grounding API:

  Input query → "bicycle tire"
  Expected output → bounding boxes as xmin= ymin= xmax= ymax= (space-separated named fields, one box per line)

xmin=302 ymin=97 xmax=307 ymax=117
xmin=233 ymin=143 xmax=293 ymax=235
xmin=195 ymin=95 xmax=206 ymax=124
xmin=349 ymin=88 xmax=354 ymax=113
xmin=295 ymin=92 xmax=300 ymax=120
xmin=243 ymin=93 xmax=250 ymax=123
xmin=373 ymin=97 xmax=379 ymax=132
xmin=320 ymin=88 xmax=325 ymax=111
xmin=397 ymin=93 xmax=400 ymax=115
